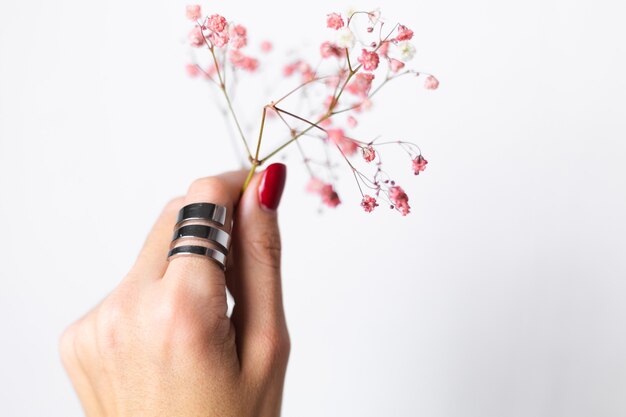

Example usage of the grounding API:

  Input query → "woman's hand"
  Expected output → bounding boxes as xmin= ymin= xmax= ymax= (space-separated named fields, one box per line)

xmin=59 ymin=164 xmax=290 ymax=417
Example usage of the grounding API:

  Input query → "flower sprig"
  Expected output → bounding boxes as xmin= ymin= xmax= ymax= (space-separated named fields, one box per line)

xmin=185 ymin=5 xmax=439 ymax=215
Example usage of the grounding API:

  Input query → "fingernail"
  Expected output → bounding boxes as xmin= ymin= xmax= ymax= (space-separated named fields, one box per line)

xmin=258 ymin=163 xmax=287 ymax=211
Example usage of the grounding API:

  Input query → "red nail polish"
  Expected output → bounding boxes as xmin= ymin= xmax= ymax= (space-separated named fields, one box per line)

xmin=258 ymin=163 xmax=287 ymax=211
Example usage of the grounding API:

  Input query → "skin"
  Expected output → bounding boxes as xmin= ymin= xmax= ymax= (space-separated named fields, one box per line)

xmin=59 ymin=169 xmax=290 ymax=417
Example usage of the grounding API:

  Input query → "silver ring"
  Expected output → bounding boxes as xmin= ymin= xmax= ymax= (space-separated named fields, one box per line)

xmin=171 ymin=224 xmax=231 ymax=252
xmin=176 ymin=203 xmax=227 ymax=227
xmin=167 ymin=245 xmax=227 ymax=269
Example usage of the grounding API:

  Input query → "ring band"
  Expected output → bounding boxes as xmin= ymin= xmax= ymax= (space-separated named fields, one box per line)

xmin=171 ymin=224 xmax=231 ymax=252
xmin=167 ymin=245 xmax=227 ymax=269
xmin=176 ymin=203 xmax=227 ymax=227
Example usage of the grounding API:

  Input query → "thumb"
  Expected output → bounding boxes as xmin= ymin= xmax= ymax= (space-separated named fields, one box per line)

xmin=229 ymin=163 xmax=288 ymax=366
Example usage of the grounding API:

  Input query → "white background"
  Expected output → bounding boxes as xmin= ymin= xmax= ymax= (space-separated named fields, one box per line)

xmin=1 ymin=0 xmax=626 ymax=416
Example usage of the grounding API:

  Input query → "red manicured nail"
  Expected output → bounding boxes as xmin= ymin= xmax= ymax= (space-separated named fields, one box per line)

xmin=258 ymin=163 xmax=287 ymax=211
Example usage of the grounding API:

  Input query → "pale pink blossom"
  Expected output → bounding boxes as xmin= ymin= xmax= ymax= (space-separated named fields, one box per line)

xmin=320 ymin=41 xmax=342 ymax=58
xmin=208 ymin=30 xmax=229 ymax=47
xmin=321 ymin=184 xmax=341 ymax=207
xmin=378 ymin=41 xmax=390 ymax=57
xmin=347 ymin=73 xmax=374 ymax=97
xmin=229 ymin=50 xmax=259 ymax=72
xmin=306 ymin=177 xmax=325 ymax=193
xmin=389 ymin=186 xmax=410 ymax=216
xmin=260 ymin=40 xmax=273 ymax=52
xmin=368 ymin=9 xmax=381 ymax=24
xmin=354 ymin=98 xmax=373 ymax=112
xmin=230 ymin=24 xmax=247 ymax=49
xmin=412 ymin=155 xmax=428 ymax=174
xmin=188 ymin=27 xmax=204 ymax=47
xmin=357 ymin=49 xmax=380 ymax=71
xmin=396 ymin=24 xmax=414 ymax=41
xmin=361 ymin=195 xmax=379 ymax=212
xmin=327 ymin=128 xmax=357 ymax=155
xmin=282 ymin=61 xmax=299 ymax=76
xmin=185 ymin=63 xmax=201 ymax=77
xmin=424 ymin=75 xmax=439 ymax=90
xmin=347 ymin=115 xmax=358 ymax=128
xmin=207 ymin=14 xmax=227 ymax=33
xmin=307 ymin=178 xmax=341 ymax=208
xmin=362 ymin=145 xmax=376 ymax=162
xmin=389 ymin=58 xmax=405 ymax=73
xmin=186 ymin=5 xmax=202 ymax=21
xmin=326 ymin=12 xmax=345 ymax=30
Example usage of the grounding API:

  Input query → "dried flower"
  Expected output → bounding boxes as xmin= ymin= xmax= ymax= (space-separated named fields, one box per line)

xmin=361 ymin=195 xmax=379 ymax=212
xmin=335 ymin=27 xmax=355 ymax=48
xmin=260 ymin=40 xmax=273 ymax=52
xmin=357 ymin=49 xmax=380 ymax=71
xmin=412 ymin=155 xmax=428 ymax=174
xmin=208 ymin=30 xmax=229 ymax=47
xmin=389 ymin=58 xmax=405 ymax=73
xmin=186 ymin=5 xmax=202 ymax=21
xmin=207 ymin=14 xmax=227 ymax=33
xmin=424 ymin=75 xmax=439 ymax=90
xmin=396 ymin=24 xmax=414 ymax=41
xmin=320 ymin=41 xmax=342 ymax=58
xmin=347 ymin=73 xmax=374 ymax=97
xmin=326 ymin=12 xmax=345 ymax=30
xmin=185 ymin=8 xmax=438 ymax=216
xmin=389 ymin=186 xmax=410 ymax=216
xmin=188 ymin=27 xmax=204 ymax=47
xmin=362 ymin=146 xmax=376 ymax=162
xmin=397 ymin=41 xmax=416 ymax=61
xmin=229 ymin=24 xmax=247 ymax=49
xmin=185 ymin=63 xmax=201 ymax=77
xmin=321 ymin=184 xmax=341 ymax=207
xmin=327 ymin=128 xmax=357 ymax=155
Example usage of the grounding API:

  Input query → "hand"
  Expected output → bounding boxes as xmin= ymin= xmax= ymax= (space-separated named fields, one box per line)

xmin=59 ymin=164 xmax=290 ymax=417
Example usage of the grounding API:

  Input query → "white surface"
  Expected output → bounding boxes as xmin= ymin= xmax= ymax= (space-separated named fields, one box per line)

xmin=1 ymin=0 xmax=626 ymax=416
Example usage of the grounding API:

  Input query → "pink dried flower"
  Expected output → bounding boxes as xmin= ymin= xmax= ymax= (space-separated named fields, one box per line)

xmin=188 ymin=27 xmax=204 ymax=47
xmin=396 ymin=24 xmax=414 ymax=41
xmin=260 ymin=40 xmax=273 ymax=52
xmin=230 ymin=24 xmax=247 ymax=49
xmin=412 ymin=155 xmax=428 ymax=174
xmin=326 ymin=12 xmax=344 ymax=30
xmin=378 ymin=41 xmax=390 ymax=57
xmin=389 ymin=58 xmax=405 ymax=73
xmin=327 ymin=128 xmax=357 ymax=156
xmin=424 ymin=75 xmax=439 ymax=90
xmin=229 ymin=50 xmax=259 ymax=72
xmin=282 ymin=61 xmax=298 ymax=76
xmin=208 ymin=30 xmax=229 ymax=47
xmin=362 ymin=146 xmax=376 ymax=162
xmin=186 ymin=5 xmax=202 ymax=21
xmin=347 ymin=73 xmax=374 ymax=97
xmin=357 ymin=49 xmax=380 ymax=71
xmin=389 ymin=186 xmax=410 ymax=216
xmin=361 ymin=195 xmax=379 ymax=212
xmin=320 ymin=41 xmax=342 ymax=59
xmin=207 ymin=14 xmax=227 ymax=33
xmin=185 ymin=63 xmax=201 ymax=77
xmin=306 ymin=177 xmax=325 ymax=193
xmin=347 ymin=115 xmax=358 ymax=128
xmin=321 ymin=184 xmax=341 ymax=207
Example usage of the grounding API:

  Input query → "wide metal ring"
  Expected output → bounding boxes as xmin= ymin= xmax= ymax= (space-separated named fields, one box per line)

xmin=176 ymin=203 xmax=227 ymax=227
xmin=171 ymin=224 xmax=231 ymax=252
xmin=167 ymin=245 xmax=227 ymax=269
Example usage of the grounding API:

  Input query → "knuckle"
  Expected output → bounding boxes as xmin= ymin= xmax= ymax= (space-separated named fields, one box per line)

xmin=58 ymin=322 xmax=79 ymax=365
xmin=94 ymin=295 xmax=131 ymax=355
xmin=163 ymin=196 xmax=184 ymax=215
xmin=255 ymin=326 xmax=291 ymax=369
xmin=246 ymin=230 xmax=282 ymax=270
xmin=189 ymin=176 xmax=229 ymax=197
